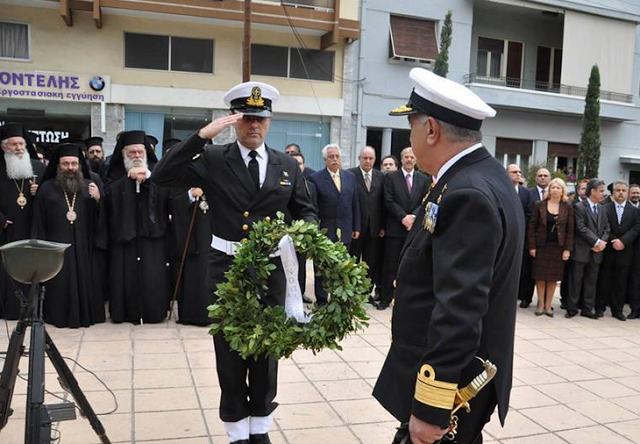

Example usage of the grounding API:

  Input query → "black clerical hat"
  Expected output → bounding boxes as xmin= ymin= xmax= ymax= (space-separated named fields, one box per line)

xmin=162 ymin=138 xmax=181 ymax=155
xmin=107 ymin=130 xmax=158 ymax=181
xmin=41 ymin=143 xmax=92 ymax=183
xmin=84 ymin=137 xmax=104 ymax=149
xmin=147 ymin=135 xmax=158 ymax=147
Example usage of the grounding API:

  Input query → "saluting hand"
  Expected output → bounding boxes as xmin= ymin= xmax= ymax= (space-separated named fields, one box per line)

xmin=190 ymin=187 xmax=204 ymax=198
xmin=88 ymin=182 xmax=101 ymax=202
xmin=198 ymin=113 xmax=244 ymax=141
xmin=29 ymin=180 xmax=38 ymax=196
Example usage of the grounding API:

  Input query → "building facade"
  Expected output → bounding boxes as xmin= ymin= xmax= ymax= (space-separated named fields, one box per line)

xmin=0 ymin=0 xmax=360 ymax=171
xmin=350 ymin=0 xmax=640 ymax=185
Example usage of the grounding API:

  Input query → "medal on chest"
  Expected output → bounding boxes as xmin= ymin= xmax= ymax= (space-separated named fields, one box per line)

xmin=422 ymin=184 xmax=447 ymax=234
xmin=64 ymin=191 xmax=78 ymax=225
xmin=14 ymin=180 xmax=27 ymax=209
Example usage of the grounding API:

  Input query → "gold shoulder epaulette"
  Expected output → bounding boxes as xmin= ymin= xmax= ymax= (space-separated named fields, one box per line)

xmin=414 ymin=364 xmax=458 ymax=410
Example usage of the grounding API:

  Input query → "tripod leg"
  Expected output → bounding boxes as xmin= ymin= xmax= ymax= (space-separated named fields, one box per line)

xmin=0 ymin=319 xmax=28 ymax=431
xmin=44 ymin=332 xmax=111 ymax=444
xmin=25 ymin=320 xmax=47 ymax=444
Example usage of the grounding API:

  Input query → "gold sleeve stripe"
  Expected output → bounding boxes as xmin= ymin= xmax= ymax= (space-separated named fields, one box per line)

xmin=414 ymin=364 xmax=458 ymax=410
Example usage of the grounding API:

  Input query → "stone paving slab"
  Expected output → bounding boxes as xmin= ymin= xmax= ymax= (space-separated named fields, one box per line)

xmin=1 ymin=297 xmax=639 ymax=443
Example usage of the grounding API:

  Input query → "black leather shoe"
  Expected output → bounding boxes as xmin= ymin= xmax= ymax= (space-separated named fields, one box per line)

xmin=595 ymin=310 xmax=605 ymax=318
xmin=250 ymin=434 xmax=272 ymax=444
xmin=580 ymin=311 xmax=597 ymax=319
xmin=565 ymin=310 xmax=578 ymax=318
xmin=614 ymin=313 xmax=627 ymax=321
xmin=376 ymin=302 xmax=389 ymax=311
xmin=628 ymin=312 xmax=640 ymax=319
xmin=231 ymin=440 xmax=250 ymax=444
xmin=368 ymin=296 xmax=379 ymax=307
xmin=519 ymin=300 xmax=531 ymax=308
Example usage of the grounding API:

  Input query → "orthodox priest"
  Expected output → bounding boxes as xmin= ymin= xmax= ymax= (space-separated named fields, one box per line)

xmin=153 ymin=81 xmax=316 ymax=444
xmin=105 ymin=130 xmax=171 ymax=324
xmin=32 ymin=143 xmax=106 ymax=328
xmin=0 ymin=122 xmax=45 ymax=319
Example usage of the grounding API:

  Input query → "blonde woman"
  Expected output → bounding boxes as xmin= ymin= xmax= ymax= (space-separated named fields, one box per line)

xmin=527 ymin=178 xmax=575 ymax=316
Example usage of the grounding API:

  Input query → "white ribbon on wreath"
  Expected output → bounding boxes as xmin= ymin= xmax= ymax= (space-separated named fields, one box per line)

xmin=278 ymin=235 xmax=313 ymax=324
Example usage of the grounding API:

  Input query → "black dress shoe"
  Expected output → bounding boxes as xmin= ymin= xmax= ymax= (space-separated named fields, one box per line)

xmin=580 ymin=311 xmax=597 ymax=319
xmin=231 ymin=440 xmax=250 ymax=444
xmin=628 ymin=312 xmax=640 ymax=319
xmin=595 ymin=310 xmax=605 ymax=318
xmin=376 ymin=302 xmax=390 ymax=311
xmin=565 ymin=310 xmax=578 ymax=318
xmin=519 ymin=300 xmax=531 ymax=308
xmin=368 ymin=296 xmax=379 ymax=307
xmin=614 ymin=313 xmax=627 ymax=321
xmin=250 ymin=434 xmax=272 ymax=444
xmin=560 ymin=302 xmax=567 ymax=310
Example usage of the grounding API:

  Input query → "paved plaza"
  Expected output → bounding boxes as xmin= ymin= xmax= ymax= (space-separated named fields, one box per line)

xmin=2 ymin=298 xmax=640 ymax=444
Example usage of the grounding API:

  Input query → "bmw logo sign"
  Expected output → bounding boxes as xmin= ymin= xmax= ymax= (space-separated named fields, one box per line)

xmin=89 ymin=76 xmax=106 ymax=92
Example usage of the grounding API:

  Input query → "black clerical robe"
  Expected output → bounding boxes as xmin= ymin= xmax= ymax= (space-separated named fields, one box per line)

xmin=168 ymin=192 xmax=212 ymax=325
xmin=31 ymin=180 xmax=105 ymax=328
xmin=0 ymin=161 xmax=45 ymax=319
xmin=106 ymin=175 xmax=171 ymax=324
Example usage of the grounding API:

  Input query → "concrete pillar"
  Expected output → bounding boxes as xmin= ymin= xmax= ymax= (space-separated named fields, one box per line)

xmin=533 ymin=140 xmax=549 ymax=166
xmin=381 ymin=128 xmax=392 ymax=159
xmin=211 ymin=109 xmax=236 ymax=145
xmin=91 ymin=103 xmax=125 ymax=156
xmin=483 ymin=134 xmax=497 ymax=156
xmin=340 ymin=40 xmax=357 ymax=168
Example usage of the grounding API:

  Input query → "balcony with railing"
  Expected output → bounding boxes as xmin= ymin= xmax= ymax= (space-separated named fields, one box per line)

xmin=464 ymin=74 xmax=634 ymax=104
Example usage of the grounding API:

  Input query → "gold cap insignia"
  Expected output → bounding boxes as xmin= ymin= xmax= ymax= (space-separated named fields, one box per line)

xmin=389 ymin=103 xmax=417 ymax=116
xmin=246 ymin=86 xmax=265 ymax=107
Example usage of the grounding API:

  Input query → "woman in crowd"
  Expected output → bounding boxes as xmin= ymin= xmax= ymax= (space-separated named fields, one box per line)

xmin=528 ymin=178 xmax=574 ymax=317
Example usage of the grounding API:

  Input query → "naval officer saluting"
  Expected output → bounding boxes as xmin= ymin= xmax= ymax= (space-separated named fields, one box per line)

xmin=373 ymin=69 xmax=524 ymax=444
xmin=153 ymin=81 xmax=316 ymax=444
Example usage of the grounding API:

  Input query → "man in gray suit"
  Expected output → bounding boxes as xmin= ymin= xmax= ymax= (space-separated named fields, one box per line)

xmin=567 ymin=179 xmax=611 ymax=319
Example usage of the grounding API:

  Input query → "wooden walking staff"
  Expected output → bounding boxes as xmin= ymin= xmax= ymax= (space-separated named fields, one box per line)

xmin=168 ymin=196 xmax=200 ymax=321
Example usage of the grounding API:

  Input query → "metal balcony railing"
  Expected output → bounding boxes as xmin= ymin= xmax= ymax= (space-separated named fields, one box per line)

xmin=253 ymin=0 xmax=335 ymax=12
xmin=464 ymin=73 xmax=633 ymax=104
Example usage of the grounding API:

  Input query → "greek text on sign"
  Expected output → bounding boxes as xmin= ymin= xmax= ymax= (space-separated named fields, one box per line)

xmin=0 ymin=70 xmax=111 ymax=103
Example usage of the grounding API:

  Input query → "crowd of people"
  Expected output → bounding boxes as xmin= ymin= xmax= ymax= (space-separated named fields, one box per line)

xmin=509 ymin=165 xmax=640 ymax=320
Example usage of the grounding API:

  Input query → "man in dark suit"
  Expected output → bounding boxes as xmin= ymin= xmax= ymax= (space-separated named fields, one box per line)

xmin=153 ymin=81 xmax=316 ymax=444
xmin=310 ymin=144 xmax=360 ymax=306
xmin=380 ymin=147 xmax=429 ymax=309
xmin=374 ymin=68 xmax=523 ymax=444
xmin=349 ymin=146 xmax=385 ymax=305
xmin=567 ymin=179 xmax=610 ymax=319
xmin=285 ymin=143 xmax=315 ymax=178
xmin=596 ymin=181 xmax=640 ymax=320
xmin=529 ymin=168 xmax=550 ymax=202
xmin=626 ymin=184 xmax=640 ymax=319
xmin=507 ymin=164 xmax=535 ymax=309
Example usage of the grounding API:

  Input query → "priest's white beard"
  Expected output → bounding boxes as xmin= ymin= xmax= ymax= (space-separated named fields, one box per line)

xmin=4 ymin=152 xmax=34 ymax=180
xmin=123 ymin=155 xmax=148 ymax=172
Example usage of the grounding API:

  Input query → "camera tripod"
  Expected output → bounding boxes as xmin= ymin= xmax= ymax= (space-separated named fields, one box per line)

xmin=0 ymin=283 xmax=111 ymax=444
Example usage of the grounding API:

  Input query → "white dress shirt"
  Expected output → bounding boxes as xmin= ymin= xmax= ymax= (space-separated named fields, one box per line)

xmin=432 ymin=143 xmax=483 ymax=184
xmin=238 ymin=141 xmax=268 ymax=187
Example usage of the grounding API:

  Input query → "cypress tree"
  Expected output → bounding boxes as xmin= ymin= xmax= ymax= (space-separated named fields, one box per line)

xmin=433 ymin=10 xmax=453 ymax=77
xmin=577 ymin=65 xmax=601 ymax=180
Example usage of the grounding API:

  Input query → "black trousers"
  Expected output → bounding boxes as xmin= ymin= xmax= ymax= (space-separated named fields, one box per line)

xmin=208 ymin=249 xmax=282 ymax=422
xmin=392 ymin=385 xmax=497 ymax=444
xmin=569 ymin=257 xmax=600 ymax=313
xmin=626 ymin=259 xmax=640 ymax=315
xmin=597 ymin=254 xmax=630 ymax=316
xmin=297 ymin=253 xmax=308 ymax=296
xmin=517 ymin=248 xmax=535 ymax=303
xmin=349 ymin=232 xmax=382 ymax=295
xmin=382 ymin=236 xmax=406 ymax=304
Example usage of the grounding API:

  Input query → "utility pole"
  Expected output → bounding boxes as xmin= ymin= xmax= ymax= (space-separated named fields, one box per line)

xmin=243 ymin=0 xmax=252 ymax=82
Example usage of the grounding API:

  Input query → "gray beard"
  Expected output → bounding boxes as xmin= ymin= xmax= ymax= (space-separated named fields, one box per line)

xmin=4 ymin=152 xmax=34 ymax=180
xmin=123 ymin=156 xmax=148 ymax=172
xmin=55 ymin=168 xmax=84 ymax=194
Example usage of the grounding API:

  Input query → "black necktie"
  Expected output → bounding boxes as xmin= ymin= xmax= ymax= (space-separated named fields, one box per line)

xmin=248 ymin=151 xmax=260 ymax=189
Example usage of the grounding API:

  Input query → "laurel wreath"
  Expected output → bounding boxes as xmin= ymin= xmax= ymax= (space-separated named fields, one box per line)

xmin=208 ymin=212 xmax=371 ymax=359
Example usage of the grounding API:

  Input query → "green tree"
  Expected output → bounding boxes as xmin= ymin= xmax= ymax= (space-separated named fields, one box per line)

xmin=576 ymin=65 xmax=601 ymax=180
xmin=433 ymin=10 xmax=453 ymax=77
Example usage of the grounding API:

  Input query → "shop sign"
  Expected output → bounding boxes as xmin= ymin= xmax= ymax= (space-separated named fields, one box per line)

xmin=0 ymin=69 xmax=111 ymax=103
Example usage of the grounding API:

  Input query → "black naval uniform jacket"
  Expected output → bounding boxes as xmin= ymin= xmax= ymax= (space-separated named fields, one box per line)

xmin=152 ymin=134 xmax=317 ymax=303
xmin=373 ymin=147 xmax=524 ymax=428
